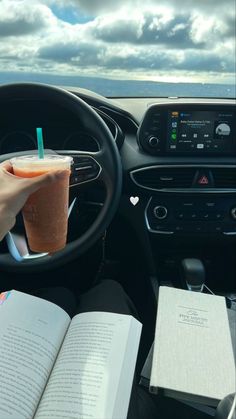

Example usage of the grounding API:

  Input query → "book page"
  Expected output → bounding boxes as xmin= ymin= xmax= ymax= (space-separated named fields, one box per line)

xmin=35 ymin=311 xmax=142 ymax=419
xmin=139 ymin=343 xmax=154 ymax=388
xmin=0 ymin=290 xmax=70 ymax=419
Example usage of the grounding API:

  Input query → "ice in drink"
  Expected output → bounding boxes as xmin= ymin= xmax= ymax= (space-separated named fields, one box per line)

xmin=11 ymin=155 xmax=73 ymax=253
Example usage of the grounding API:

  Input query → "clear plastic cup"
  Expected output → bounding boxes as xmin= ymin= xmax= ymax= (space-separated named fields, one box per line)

xmin=11 ymin=155 xmax=73 ymax=253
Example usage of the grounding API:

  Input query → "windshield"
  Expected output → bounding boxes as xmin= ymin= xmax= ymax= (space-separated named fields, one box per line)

xmin=0 ymin=0 xmax=235 ymax=98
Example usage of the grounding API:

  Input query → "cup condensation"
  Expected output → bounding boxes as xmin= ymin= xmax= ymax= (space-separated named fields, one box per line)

xmin=11 ymin=155 xmax=73 ymax=253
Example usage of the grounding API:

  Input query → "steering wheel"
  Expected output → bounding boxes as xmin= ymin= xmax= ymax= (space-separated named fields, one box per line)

xmin=0 ymin=83 xmax=122 ymax=272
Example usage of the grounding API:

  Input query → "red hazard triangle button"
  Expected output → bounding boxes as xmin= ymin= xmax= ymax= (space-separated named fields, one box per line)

xmin=198 ymin=175 xmax=209 ymax=185
xmin=194 ymin=171 xmax=213 ymax=188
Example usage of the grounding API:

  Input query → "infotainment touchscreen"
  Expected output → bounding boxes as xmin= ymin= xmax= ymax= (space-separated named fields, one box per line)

xmin=167 ymin=110 xmax=235 ymax=153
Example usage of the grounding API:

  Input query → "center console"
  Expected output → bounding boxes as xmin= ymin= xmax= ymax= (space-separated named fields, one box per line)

xmin=132 ymin=102 xmax=236 ymax=238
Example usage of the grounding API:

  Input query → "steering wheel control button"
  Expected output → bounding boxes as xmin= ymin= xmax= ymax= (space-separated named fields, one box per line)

xmin=153 ymin=206 xmax=168 ymax=220
xmin=70 ymin=155 xmax=100 ymax=185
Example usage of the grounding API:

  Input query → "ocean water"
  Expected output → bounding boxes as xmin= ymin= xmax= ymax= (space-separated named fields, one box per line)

xmin=0 ymin=71 xmax=235 ymax=98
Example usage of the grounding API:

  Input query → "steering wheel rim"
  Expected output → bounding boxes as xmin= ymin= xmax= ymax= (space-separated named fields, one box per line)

xmin=0 ymin=82 xmax=122 ymax=272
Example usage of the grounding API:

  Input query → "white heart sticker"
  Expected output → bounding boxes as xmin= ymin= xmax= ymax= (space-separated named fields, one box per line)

xmin=130 ymin=196 xmax=139 ymax=206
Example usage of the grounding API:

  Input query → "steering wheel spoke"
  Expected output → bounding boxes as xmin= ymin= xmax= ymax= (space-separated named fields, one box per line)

xmin=61 ymin=148 xmax=115 ymax=188
xmin=64 ymin=152 xmax=102 ymax=187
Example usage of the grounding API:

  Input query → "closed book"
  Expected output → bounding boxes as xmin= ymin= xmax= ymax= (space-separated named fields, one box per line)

xmin=150 ymin=287 xmax=236 ymax=406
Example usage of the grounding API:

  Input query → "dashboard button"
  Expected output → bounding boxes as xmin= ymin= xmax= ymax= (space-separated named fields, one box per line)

xmin=195 ymin=225 xmax=203 ymax=233
xmin=153 ymin=206 xmax=168 ymax=220
xmin=152 ymin=224 xmax=173 ymax=233
xmin=206 ymin=202 xmax=216 ymax=208
xmin=193 ymin=170 xmax=214 ymax=188
xmin=214 ymin=212 xmax=224 ymax=220
xmin=175 ymin=225 xmax=184 ymax=232
xmin=183 ymin=202 xmax=194 ymax=207
xmin=175 ymin=212 xmax=185 ymax=220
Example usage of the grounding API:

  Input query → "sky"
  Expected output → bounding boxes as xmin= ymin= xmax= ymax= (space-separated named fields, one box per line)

xmin=0 ymin=0 xmax=235 ymax=84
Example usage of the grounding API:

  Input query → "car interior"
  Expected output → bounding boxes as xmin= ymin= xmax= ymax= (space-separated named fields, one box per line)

xmin=0 ymin=82 xmax=235 ymax=419
xmin=0 ymin=0 xmax=236 ymax=417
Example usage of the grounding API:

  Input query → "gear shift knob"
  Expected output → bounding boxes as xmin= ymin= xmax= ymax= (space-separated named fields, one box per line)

xmin=182 ymin=258 xmax=205 ymax=292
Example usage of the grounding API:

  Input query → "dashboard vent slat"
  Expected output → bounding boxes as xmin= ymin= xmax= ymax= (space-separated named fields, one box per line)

xmin=132 ymin=168 xmax=196 ymax=189
xmin=212 ymin=168 xmax=236 ymax=188
xmin=131 ymin=167 xmax=236 ymax=190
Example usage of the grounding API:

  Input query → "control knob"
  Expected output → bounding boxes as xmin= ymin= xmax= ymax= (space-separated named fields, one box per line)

xmin=230 ymin=207 xmax=236 ymax=220
xmin=153 ymin=206 xmax=168 ymax=220
xmin=147 ymin=136 xmax=160 ymax=148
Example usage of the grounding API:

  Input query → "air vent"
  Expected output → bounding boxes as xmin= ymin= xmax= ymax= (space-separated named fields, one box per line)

xmin=212 ymin=168 xmax=236 ymax=188
xmin=131 ymin=167 xmax=196 ymax=189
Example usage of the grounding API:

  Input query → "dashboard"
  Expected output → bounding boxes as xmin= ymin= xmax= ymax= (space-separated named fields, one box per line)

xmin=0 ymin=89 xmax=235 ymax=242
xmin=0 ymin=99 xmax=124 ymax=154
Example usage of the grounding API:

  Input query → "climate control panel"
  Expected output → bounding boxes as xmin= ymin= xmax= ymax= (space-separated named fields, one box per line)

xmin=145 ymin=195 xmax=236 ymax=235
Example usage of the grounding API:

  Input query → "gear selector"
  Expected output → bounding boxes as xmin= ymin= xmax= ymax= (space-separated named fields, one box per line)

xmin=181 ymin=258 xmax=205 ymax=292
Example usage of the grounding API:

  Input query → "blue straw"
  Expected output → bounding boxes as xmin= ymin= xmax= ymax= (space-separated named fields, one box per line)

xmin=36 ymin=127 xmax=44 ymax=159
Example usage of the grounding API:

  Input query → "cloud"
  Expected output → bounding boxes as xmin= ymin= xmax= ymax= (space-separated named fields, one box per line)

xmin=58 ymin=0 xmax=132 ymax=15
xmin=176 ymin=51 xmax=235 ymax=73
xmin=57 ymin=0 xmax=236 ymax=16
xmin=92 ymin=9 xmax=234 ymax=49
xmin=93 ymin=12 xmax=203 ymax=49
xmin=0 ymin=0 xmax=55 ymax=37
xmin=0 ymin=0 xmax=235 ymax=84
xmin=223 ymin=15 xmax=236 ymax=38
xmin=103 ymin=48 xmax=234 ymax=74
xmin=37 ymin=38 xmax=234 ymax=76
xmin=39 ymin=42 xmax=103 ymax=65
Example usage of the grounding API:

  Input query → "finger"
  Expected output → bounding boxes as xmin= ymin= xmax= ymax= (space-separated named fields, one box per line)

xmin=0 ymin=160 xmax=13 ymax=173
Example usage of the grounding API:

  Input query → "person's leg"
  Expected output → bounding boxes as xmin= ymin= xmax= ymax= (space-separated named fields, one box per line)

xmin=76 ymin=279 xmax=138 ymax=317
xmin=31 ymin=286 xmax=77 ymax=318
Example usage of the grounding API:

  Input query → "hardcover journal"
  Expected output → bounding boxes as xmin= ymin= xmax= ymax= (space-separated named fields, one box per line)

xmin=149 ymin=287 xmax=235 ymax=406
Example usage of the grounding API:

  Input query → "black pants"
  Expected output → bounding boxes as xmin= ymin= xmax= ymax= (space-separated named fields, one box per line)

xmin=33 ymin=280 xmax=158 ymax=419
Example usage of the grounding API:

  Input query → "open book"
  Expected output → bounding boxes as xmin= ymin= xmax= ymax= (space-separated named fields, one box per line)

xmin=0 ymin=290 xmax=142 ymax=419
xmin=148 ymin=287 xmax=236 ymax=407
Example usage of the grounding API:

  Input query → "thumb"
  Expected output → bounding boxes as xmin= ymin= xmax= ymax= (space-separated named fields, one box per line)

xmin=23 ymin=170 xmax=69 ymax=194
